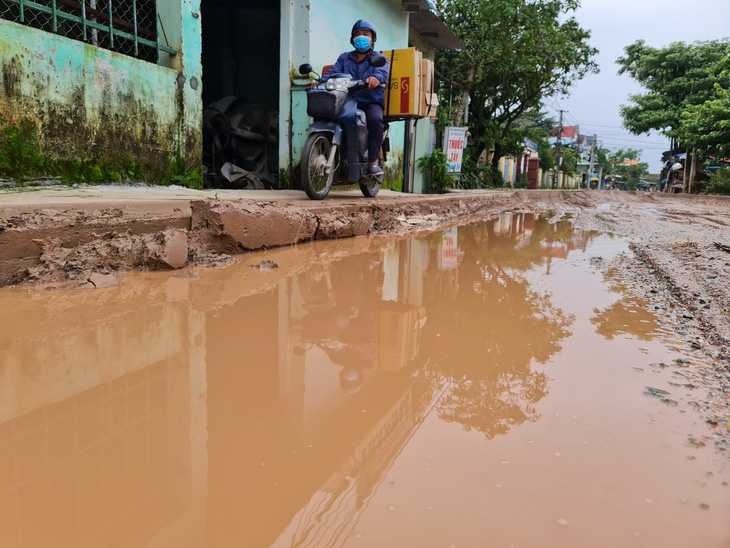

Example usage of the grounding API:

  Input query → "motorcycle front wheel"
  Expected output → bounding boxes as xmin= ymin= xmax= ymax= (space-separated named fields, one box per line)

xmin=302 ymin=133 xmax=336 ymax=200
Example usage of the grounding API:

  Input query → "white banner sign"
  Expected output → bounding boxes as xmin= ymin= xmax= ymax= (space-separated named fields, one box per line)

xmin=444 ymin=126 xmax=467 ymax=174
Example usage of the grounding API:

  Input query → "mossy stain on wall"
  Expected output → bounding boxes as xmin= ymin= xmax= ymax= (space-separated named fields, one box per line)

xmin=0 ymin=22 xmax=201 ymax=185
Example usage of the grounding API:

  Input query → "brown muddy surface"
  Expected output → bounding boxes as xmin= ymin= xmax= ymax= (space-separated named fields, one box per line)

xmin=1 ymin=204 xmax=729 ymax=548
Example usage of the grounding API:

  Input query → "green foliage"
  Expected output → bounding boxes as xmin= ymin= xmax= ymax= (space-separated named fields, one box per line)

xmin=278 ymin=168 xmax=289 ymax=189
xmin=49 ymin=159 xmax=143 ymax=185
xmin=435 ymin=0 xmax=598 ymax=169
xmin=0 ymin=120 xmax=178 ymax=186
xmin=452 ymin=158 xmax=505 ymax=189
xmin=0 ymin=122 xmax=46 ymax=181
xmin=515 ymin=173 xmax=530 ymax=189
xmin=681 ymin=78 xmax=730 ymax=157
xmin=382 ymin=173 xmax=403 ymax=192
xmin=596 ymin=147 xmax=610 ymax=168
xmin=605 ymin=148 xmax=649 ymax=188
xmin=559 ymin=145 xmax=581 ymax=176
xmin=168 ymin=152 xmax=203 ymax=189
xmin=417 ymin=148 xmax=453 ymax=193
xmin=483 ymin=167 xmax=505 ymax=188
xmin=458 ymin=158 xmax=486 ymax=188
xmin=169 ymin=166 xmax=204 ymax=190
xmin=703 ymin=167 xmax=730 ymax=195
xmin=617 ymin=39 xmax=730 ymax=143
xmin=537 ymin=137 xmax=556 ymax=171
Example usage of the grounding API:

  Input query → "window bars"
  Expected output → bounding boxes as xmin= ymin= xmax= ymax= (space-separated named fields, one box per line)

xmin=0 ymin=0 xmax=177 ymax=63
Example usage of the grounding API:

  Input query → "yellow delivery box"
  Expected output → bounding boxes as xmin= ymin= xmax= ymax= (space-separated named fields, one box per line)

xmin=420 ymin=57 xmax=439 ymax=118
xmin=382 ymin=47 xmax=423 ymax=117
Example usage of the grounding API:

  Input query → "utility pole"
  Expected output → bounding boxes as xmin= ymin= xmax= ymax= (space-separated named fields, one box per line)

xmin=553 ymin=110 xmax=564 ymax=189
xmin=588 ymin=133 xmax=597 ymax=189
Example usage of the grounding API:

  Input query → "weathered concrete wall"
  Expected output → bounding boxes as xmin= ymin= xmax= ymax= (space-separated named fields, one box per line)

xmin=0 ymin=3 xmax=202 ymax=183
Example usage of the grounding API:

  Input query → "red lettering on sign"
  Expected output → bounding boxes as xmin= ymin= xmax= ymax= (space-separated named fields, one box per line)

xmin=400 ymin=77 xmax=410 ymax=113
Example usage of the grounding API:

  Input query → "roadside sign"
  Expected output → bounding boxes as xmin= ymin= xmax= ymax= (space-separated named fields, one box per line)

xmin=444 ymin=126 xmax=467 ymax=174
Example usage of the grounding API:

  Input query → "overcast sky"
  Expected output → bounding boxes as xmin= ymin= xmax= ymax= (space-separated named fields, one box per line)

xmin=545 ymin=0 xmax=730 ymax=173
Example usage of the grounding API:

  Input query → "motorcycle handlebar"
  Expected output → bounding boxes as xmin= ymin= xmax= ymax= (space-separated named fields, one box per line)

xmin=309 ymin=81 xmax=386 ymax=92
xmin=350 ymin=81 xmax=386 ymax=91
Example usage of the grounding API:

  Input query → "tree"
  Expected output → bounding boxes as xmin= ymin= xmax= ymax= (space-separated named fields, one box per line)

xmin=681 ymin=48 xmax=730 ymax=158
xmin=606 ymin=148 xmax=648 ymax=190
xmin=617 ymin=39 xmax=730 ymax=143
xmin=435 ymin=0 xmax=598 ymax=170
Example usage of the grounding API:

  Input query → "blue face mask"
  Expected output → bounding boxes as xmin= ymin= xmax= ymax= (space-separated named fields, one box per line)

xmin=353 ymin=36 xmax=371 ymax=53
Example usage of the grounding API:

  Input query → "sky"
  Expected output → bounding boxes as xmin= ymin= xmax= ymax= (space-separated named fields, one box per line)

xmin=545 ymin=0 xmax=730 ymax=173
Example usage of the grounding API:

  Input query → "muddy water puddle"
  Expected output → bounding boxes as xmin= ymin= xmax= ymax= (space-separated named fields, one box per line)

xmin=1 ymin=213 xmax=728 ymax=548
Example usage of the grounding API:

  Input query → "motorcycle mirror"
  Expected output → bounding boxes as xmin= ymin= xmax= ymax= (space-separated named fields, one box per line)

xmin=368 ymin=54 xmax=386 ymax=68
xmin=298 ymin=63 xmax=313 ymax=76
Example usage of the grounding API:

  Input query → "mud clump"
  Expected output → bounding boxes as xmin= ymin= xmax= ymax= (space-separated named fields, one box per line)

xmin=23 ymin=227 xmax=190 ymax=285
xmin=189 ymin=199 xmax=318 ymax=255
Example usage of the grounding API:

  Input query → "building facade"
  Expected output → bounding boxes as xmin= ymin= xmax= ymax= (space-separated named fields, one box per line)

xmin=0 ymin=0 xmax=459 ymax=191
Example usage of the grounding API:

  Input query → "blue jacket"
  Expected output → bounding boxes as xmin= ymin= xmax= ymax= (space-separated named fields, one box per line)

xmin=321 ymin=50 xmax=390 ymax=108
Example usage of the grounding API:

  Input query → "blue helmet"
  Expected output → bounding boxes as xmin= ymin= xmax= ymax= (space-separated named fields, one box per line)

xmin=350 ymin=19 xmax=377 ymax=46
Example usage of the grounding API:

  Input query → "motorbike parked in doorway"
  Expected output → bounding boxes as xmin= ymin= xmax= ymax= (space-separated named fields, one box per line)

xmin=298 ymin=55 xmax=388 ymax=200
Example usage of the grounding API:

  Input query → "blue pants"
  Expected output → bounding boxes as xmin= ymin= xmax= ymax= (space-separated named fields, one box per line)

xmin=358 ymin=102 xmax=384 ymax=163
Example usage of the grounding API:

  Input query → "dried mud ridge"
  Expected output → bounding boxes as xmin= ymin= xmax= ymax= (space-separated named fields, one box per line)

xmin=0 ymin=191 xmax=524 ymax=286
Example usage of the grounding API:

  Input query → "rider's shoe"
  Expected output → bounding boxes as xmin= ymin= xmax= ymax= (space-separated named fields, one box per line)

xmin=369 ymin=164 xmax=383 ymax=176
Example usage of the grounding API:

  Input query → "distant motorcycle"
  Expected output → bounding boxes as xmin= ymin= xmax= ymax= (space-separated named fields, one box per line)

xmin=298 ymin=55 xmax=388 ymax=200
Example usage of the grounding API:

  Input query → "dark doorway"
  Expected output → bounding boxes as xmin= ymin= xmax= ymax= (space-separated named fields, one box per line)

xmin=201 ymin=0 xmax=280 ymax=188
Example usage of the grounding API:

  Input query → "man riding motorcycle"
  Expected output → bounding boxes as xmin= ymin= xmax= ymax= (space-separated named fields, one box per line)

xmin=317 ymin=20 xmax=390 ymax=177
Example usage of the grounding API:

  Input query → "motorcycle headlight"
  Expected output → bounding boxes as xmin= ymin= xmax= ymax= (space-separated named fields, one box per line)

xmin=325 ymin=78 xmax=350 ymax=91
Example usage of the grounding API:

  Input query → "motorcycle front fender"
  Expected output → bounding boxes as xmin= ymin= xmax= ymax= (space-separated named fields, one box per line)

xmin=308 ymin=121 xmax=344 ymax=146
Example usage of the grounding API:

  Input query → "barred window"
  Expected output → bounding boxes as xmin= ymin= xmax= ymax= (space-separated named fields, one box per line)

xmin=0 ymin=0 xmax=177 ymax=63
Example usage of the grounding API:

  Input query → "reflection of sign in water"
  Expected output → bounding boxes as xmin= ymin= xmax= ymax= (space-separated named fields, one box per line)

xmin=438 ymin=228 xmax=458 ymax=270
xmin=444 ymin=126 xmax=467 ymax=174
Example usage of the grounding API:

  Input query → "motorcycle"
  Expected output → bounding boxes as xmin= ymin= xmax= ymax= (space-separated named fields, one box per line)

xmin=298 ymin=55 xmax=388 ymax=200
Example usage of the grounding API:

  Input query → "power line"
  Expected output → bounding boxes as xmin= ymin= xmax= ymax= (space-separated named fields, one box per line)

xmin=600 ymin=138 xmax=668 ymax=146
xmin=576 ymin=121 xmax=628 ymax=129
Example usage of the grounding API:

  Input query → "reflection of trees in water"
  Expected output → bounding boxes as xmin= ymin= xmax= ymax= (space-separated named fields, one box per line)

xmin=422 ymin=219 xmax=575 ymax=438
xmin=590 ymin=267 xmax=659 ymax=342
xmin=590 ymin=299 xmax=658 ymax=341
xmin=440 ymin=371 xmax=549 ymax=439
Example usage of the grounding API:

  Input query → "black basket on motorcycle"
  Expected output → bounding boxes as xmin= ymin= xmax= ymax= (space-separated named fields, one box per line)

xmin=307 ymin=89 xmax=348 ymax=119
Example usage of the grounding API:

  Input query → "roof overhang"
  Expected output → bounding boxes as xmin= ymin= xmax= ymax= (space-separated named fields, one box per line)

xmin=407 ymin=0 xmax=464 ymax=50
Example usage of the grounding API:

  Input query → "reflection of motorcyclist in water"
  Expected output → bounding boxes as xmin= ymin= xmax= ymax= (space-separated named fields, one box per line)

xmin=300 ymin=255 xmax=382 ymax=393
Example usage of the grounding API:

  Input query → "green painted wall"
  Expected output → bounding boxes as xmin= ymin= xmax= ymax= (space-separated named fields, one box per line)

xmin=0 ymin=0 xmax=202 ymax=184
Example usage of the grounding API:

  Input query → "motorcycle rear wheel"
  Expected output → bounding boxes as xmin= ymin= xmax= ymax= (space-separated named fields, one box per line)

xmin=302 ymin=133 xmax=336 ymax=200
xmin=359 ymin=161 xmax=383 ymax=198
